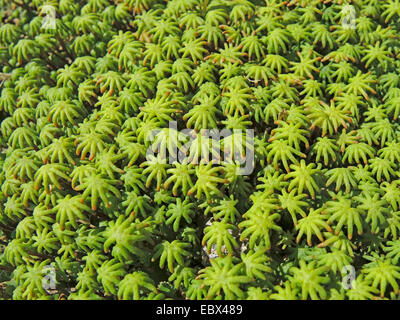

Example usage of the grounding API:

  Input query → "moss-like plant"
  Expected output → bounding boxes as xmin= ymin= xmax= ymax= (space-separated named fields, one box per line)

xmin=1 ymin=0 xmax=400 ymax=301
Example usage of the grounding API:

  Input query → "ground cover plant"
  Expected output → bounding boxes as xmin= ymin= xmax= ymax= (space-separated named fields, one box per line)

xmin=1 ymin=0 xmax=400 ymax=300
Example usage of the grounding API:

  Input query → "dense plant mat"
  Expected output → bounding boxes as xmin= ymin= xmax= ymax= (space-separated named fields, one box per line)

xmin=1 ymin=0 xmax=400 ymax=300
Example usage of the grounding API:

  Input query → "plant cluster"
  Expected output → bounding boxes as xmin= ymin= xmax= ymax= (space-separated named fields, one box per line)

xmin=1 ymin=0 xmax=400 ymax=300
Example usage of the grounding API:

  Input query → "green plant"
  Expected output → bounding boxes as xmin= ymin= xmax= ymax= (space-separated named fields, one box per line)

xmin=1 ymin=0 xmax=400 ymax=302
